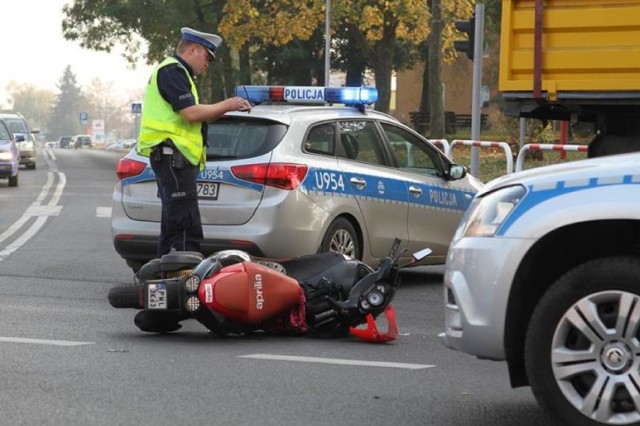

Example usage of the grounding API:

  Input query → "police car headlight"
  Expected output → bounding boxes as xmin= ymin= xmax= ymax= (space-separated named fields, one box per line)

xmin=184 ymin=275 xmax=200 ymax=293
xmin=185 ymin=296 xmax=201 ymax=312
xmin=455 ymin=185 xmax=526 ymax=238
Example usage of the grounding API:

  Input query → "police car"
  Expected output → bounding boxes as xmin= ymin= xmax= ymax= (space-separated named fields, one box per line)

xmin=440 ymin=152 xmax=640 ymax=425
xmin=111 ymin=86 xmax=482 ymax=271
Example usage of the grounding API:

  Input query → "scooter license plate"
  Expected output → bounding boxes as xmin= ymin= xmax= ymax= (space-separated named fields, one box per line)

xmin=147 ymin=283 xmax=168 ymax=309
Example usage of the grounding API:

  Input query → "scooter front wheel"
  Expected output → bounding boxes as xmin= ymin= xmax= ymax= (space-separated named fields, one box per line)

xmin=108 ymin=284 xmax=142 ymax=309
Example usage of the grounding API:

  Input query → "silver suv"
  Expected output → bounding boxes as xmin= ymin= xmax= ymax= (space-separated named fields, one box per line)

xmin=0 ymin=113 xmax=38 ymax=169
xmin=111 ymin=86 xmax=482 ymax=271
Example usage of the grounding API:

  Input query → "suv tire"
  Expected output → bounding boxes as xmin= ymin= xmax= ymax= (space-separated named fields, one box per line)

xmin=525 ymin=256 xmax=640 ymax=426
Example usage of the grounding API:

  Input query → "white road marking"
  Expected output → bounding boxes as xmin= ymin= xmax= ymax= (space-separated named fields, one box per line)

xmin=238 ymin=354 xmax=435 ymax=370
xmin=0 ymin=336 xmax=94 ymax=347
xmin=96 ymin=206 xmax=112 ymax=218
xmin=0 ymin=171 xmax=66 ymax=262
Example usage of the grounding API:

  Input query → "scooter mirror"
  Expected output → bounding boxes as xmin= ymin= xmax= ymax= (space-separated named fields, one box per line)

xmin=412 ymin=248 xmax=433 ymax=262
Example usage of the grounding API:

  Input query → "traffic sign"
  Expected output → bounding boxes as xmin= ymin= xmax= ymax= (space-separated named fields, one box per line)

xmin=80 ymin=112 xmax=89 ymax=123
xmin=131 ymin=102 xmax=142 ymax=114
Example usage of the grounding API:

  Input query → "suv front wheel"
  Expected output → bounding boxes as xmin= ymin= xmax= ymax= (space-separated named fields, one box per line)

xmin=525 ymin=256 xmax=640 ymax=425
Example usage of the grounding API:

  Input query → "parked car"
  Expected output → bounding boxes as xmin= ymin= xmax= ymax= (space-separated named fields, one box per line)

xmin=0 ymin=113 xmax=38 ymax=169
xmin=105 ymin=139 xmax=137 ymax=152
xmin=111 ymin=86 xmax=483 ymax=271
xmin=58 ymin=136 xmax=73 ymax=149
xmin=0 ymin=121 xmax=19 ymax=187
xmin=72 ymin=134 xmax=95 ymax=149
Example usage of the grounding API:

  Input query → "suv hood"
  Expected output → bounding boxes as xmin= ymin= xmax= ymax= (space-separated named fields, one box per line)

xmin=479 ymin=152 xmax=640 ymax=196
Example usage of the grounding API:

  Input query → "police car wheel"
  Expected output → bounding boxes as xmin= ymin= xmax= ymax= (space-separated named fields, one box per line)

xmin=320 ymin=217 xmax=361 ymax=260
xmin=525 ymin=256 xmax=640 ymax=426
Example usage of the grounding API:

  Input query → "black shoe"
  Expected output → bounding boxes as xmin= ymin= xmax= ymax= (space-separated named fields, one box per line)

xmin=134 ymin=311 xmax=182 ymax=333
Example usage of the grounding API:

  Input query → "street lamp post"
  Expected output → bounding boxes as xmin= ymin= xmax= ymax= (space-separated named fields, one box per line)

xmin=325 ymin=0 xmax=331 ymax=86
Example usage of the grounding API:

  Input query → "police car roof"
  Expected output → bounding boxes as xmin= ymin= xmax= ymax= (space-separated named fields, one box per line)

xmin=224 ymin=103 xmax=390 ymax=126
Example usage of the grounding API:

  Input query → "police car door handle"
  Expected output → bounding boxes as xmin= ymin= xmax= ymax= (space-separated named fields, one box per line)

xmin=409 ymin=186 xmax=423 ymax=196
xmin=349 ymin=177 xmax=367 ymax=189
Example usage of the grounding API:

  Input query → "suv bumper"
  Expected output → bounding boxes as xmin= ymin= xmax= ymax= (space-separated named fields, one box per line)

xmin=0 ymin=161 xmax=18 ymax=177
xmin=19 ymin=150 xmax=35 ymax=166
xmin=439 ymin=236 xmax=535 ymax=360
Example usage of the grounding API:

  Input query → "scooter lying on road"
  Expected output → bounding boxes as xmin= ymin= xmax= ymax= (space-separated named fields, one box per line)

xmin=108 ymin=239 xmax=432 ymax=343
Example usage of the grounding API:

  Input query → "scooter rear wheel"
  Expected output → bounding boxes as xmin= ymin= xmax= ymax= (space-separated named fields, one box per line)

xmin=108 ymin=285 xmax=142 ymax=309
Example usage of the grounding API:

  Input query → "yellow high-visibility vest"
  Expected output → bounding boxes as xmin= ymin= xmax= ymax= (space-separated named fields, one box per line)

xmin=137 ymin=57 xmax=205 ymax=169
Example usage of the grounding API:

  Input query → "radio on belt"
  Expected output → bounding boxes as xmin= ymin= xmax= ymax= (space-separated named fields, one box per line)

xmin=235 ymin=85 xmax=378 ymax=109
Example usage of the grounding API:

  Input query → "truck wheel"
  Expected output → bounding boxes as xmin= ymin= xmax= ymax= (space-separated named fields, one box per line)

xmin=108 ymin=285 xmax=142 ymax=309
xmin=525 ymin=256 xmax=640 ymax=425
xmin=8 ymin=174 xmax=17 ymax=187
xmin=320 ymin=217 xmax=361 ymax=260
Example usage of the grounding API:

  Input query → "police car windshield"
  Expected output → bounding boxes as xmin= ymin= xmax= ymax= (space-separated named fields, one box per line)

xmin=206 ymin=117 xmax=287 ymax=160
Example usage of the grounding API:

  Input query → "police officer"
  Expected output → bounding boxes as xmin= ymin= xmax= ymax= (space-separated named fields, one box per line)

xmin=137 ymin=27 xmax=252 ymax=258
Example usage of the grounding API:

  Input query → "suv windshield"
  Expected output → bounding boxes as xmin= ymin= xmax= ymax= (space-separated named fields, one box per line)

xmin=206 ymin=117 xmax=287 ymax=160
xmin=0 ymin=123 xmax=11 ymax=140
xmin=4 ymin=118 xmax=28 ymax=134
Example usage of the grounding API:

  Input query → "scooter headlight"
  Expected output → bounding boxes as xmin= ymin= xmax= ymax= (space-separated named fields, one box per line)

xmin=185 ymin=296 xmax=201 ymax=312
xmin=366 ymin=290 xmax=385 ymax=307
xmin=184 ymin=275 xmax=200 ymax=293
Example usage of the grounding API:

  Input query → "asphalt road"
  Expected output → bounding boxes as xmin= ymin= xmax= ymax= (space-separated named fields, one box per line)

xmin=0 ymin=145 xmax=553 ymax=426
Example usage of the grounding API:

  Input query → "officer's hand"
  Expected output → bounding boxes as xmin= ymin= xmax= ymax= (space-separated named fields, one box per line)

xmin=226 ymin=96 xmax=252 ymax=113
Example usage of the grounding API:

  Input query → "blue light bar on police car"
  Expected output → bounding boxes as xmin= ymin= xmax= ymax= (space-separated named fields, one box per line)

xmin=235 ymin=86 xmax=378 ymax=106
xmin=325 ymin=87 xmax=378 ymax=104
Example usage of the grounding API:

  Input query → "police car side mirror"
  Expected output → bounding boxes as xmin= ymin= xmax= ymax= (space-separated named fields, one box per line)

xmin=448 ymin=164 xmax=466 ymax=180
xmin=14 ymin=133 xmax=26 ymax=142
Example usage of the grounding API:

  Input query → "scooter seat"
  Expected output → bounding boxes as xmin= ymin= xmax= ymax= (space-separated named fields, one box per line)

xmin=159 ymin=251 xmax=204 ymax=273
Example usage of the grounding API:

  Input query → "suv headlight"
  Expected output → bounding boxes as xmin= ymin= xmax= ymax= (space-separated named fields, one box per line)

xmin=455 ymin=185 xmax=526 ymax=239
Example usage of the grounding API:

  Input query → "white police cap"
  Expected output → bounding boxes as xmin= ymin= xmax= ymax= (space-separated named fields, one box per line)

xmin=181 ymin=27 xmax=222 ymax=59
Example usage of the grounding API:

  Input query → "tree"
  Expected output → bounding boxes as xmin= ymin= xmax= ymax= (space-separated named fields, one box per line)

xmin=4 ymin=82 xmax=55 ymax=132
xmin=48 ymin=66 xmax=85 ymax=139
xmin=332 ymin=0 xmax=430 ymax=113
xmin=82 ymin=77 xmax=142 ymax=141
xmin=62 ymin=0 xmax=468 ymax=114
xmin=62 ymin=0 xmax=231 ymax=102
xmin=419 ymin=0 xmax=475 ymax=136
xmin=222 ymin=0 xmax=430 ymax=113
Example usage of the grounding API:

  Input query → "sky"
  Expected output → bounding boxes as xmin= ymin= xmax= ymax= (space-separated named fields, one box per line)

xmin=1 ymin=0 xmax=153 ymax=106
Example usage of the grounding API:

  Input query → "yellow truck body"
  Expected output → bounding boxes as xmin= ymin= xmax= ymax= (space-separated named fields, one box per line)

xmin=499 ymin=0 xmax=640 ymax=99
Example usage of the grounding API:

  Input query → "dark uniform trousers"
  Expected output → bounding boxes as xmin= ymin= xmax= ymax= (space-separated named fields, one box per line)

xmin=150 ymin=143 xmax=203 ymax=257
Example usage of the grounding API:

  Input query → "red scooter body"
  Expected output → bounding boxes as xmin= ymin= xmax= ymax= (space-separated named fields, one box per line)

xmin=199 ymin=262 xmax=302 ymax=324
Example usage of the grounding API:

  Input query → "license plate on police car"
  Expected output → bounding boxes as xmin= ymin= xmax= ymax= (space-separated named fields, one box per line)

xmin=147 ymin=283 xmax=167 ymax=309
xmin=197 ymin=182 xmax=219 ymax=199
